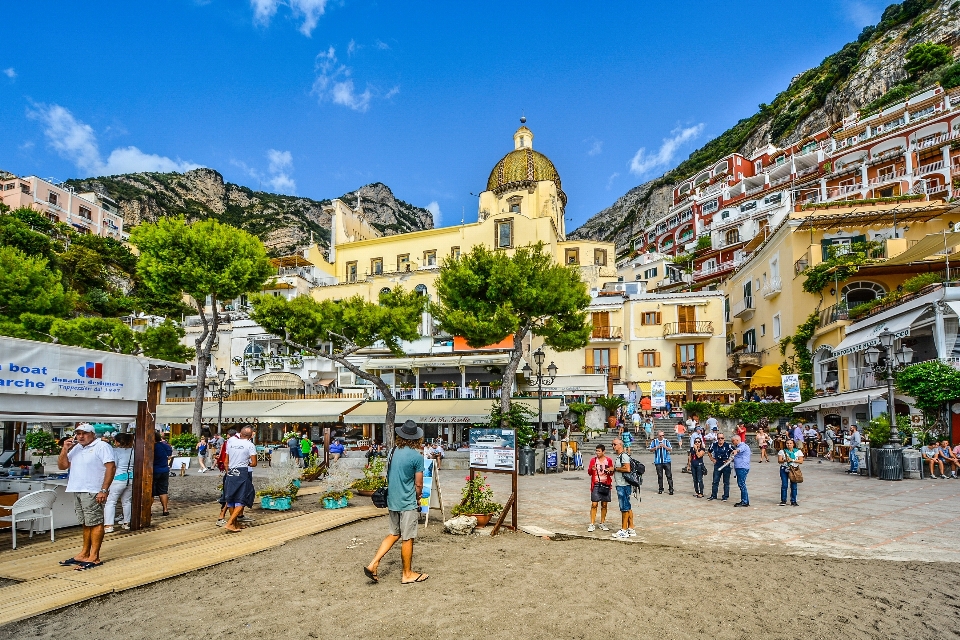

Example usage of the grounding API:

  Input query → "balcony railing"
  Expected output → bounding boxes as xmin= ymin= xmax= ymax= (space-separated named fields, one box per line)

xmin=663 ymin=321 xmax=714 ymax=337
xmin=732 ymin=297 xmax=755 ymax=317
xmin=371 ymin=385 xmax=503 ymax=401
xmin=794 ymin=255 xmax=809 ymax=275
xmin=916 ymin=160 xmax=945 ymax=175
xmin=695 ymin=260 xmax=734 ymax=278
xmin=583 ymin=365 xmax=621 ymax=382
xmin=868 ymin=169 xmax=907 ymax=187
xmin=673 ymin=362 xmax=708 ymax=378
xmin=761 ymin=277 xmax=782 ymax=298
xmin=591 ymin=326 xmax=623 ymax=340
xmin=818 ymin=302 xmax=848 ymax=328
xmin=826 ymin=183 xmax=863 ymax=200
xmin=913 ymin=132 xmax=949 ymax=151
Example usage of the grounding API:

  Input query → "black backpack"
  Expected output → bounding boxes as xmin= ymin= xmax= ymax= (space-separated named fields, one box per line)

xmin=623 ymin=455 xmax=645 ymax=488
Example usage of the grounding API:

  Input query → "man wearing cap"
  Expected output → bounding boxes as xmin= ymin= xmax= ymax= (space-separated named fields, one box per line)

xmin=365 ymin=420 xmax=428 ymax=585
xmin=57 ymin=423 xmax=116 ymax=570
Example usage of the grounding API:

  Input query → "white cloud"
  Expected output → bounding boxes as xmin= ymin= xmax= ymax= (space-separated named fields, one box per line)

xmin=312 ymin=47 xmax=373 ymax=112
xmin=375 ymin=39 xmax=390 ymax=50
xmin=585 ymin=137 xmax=603 ymax=157
xmin=629 ymin=123 xmax=704 ymax=177
xmin=267 ymin=148 xmax=292 ymax=174
xmin=27 ymin=103 xmax=198 ymax=176
xmin=426 ymin=201 xmax=441 ymax=226
xmin=250 ymin=0 xmax=327 ymax=36
xmin=347 ymin=39 xmax=357 ymax=56
xmin=3 ymin=68 xmax=15 ymax=79
xmin=840 ymin=0 xmax=885 ymax=27
xmin=385 ymin=85 xmax=400 ymax=99
xmin=234 ymin=149 xmax=296 ymax=194
xmin=606 ymin=172 xmax=620 ymax=190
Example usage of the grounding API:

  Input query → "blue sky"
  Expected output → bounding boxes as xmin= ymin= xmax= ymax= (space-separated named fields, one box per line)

xmin=2 ymin=0 xmax=892 ymax=229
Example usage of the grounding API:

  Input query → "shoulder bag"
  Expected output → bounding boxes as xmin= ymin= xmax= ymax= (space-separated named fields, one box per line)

xmin=371 ymin=447 xmax=394 ymax=509
xmin=594 ymin=459 xmax=611 ymax=498
xmin=785 ymin=451 xmax=803 ymax=483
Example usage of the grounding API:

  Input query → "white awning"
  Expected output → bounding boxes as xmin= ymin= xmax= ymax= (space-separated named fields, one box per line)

xmin=364 ymin=353 xmax=519 ymax=369
xmin=945 ymin=300 xmax=960 ymax=319
xmin=832 ymin=307 xmax=927 ymax=357
xmin=156 ymin=399 xmax=364 ymax=424
xmin=344 ymin=398 xmax=562 ymax=424
xmin=792 ymin=388 xmax=883 ymax=412
xmin=0 ymin=396 xmax=141 ymax=422
xmin=882 ymin=232 xmax=960 ymax=265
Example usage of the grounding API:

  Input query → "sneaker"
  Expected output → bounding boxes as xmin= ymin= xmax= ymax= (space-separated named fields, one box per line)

xmin=587 ymin=524 xmax=596 ymax=532
xmin=216 ymin=519 xmax=226 ymax=527
xmin=668 ymin=489 xmax=674 ymax=495
xmin=103 ymin=526 xmax=114 ymax=533
xmin=778 ymin=501 xmax=787 ymax=506
xmin=611 ymin=530 xmax=629 ymax=540
xmin=627 ymin=528 xmax=637 ymax=537
xmin=598 ymin=523 xmax=610 ymax=531
xmin=121 ymin=523 xmax=130 ymax=530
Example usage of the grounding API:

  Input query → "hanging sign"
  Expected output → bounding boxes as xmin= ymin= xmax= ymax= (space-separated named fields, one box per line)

xmin=650 ymin=381 xmax=666 ymax=408
xmin=781 ymin=374 xmax=801 ymax=403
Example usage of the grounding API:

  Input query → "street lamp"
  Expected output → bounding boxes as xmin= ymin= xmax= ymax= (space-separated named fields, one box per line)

xmin=521 ymin=347 xmax=558 ymax=445
xmin=207 ymin=367 xmax=235 ymax=435
xmin=863 ymin=329 xmax=914 ymax=480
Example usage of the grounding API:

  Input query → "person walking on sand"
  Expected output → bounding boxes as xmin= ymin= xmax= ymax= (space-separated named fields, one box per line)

xmin=223 ymin=426 xmax=258 ymax=533
xmin=57 ymin=423 xmax=116 ymax=571
xmin=649 ymin=431 xmax=674 ymax=495
xmin=197 ymin=436 xmax=209 ymax=473
xmin=778 ymin=439 xmax=803 ymax=506
xmin=610 ymin=439 xmax=636 ymax=540
xmin=104 ymin=433 xmax=134 ymax=533
xmin=587 ymin=444 xmax=614 ymax=532
xmin=731 ymin=435 xmax=751 ymax=507
xmin=152 ymin=432 xmax=173 ymax=516
xmin=365 ymin=420 xmax=428 ymax=585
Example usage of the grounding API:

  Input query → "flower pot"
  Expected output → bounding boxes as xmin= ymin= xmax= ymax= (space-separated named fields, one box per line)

xmin=338 ymin=496 xmax=349 ymax=508
xmin=322 ymin=496 xmax=350 ymax=509
xmin=260 ymin=496 xmax=292 ymax=511
xmin=355 ymin=489 xmax=375 ymax=497
xmin=467 ymin=513 xmax=492 ymax=527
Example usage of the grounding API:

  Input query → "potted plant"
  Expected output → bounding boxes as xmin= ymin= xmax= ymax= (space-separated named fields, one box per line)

xmin=320 ymin=461 xmax=353 ymax=509
xmin=289 ymin=357 xmax=304 ymax=368
xmin=257 ymin=460 xmax=302 ymax=510
xmin=250 ymin=358 xmax=266 ymax=371
xmin=442 ymin=380 xmax=457 ymax=397
xmin=269 ymin=356 xmax=284 ymax=370
xmin=351 ymin=457 xmax=387 ymax=497
xmin=25 ymin=429 xmax=59 ymax=476
xmin=424 ymin=382 xmax=437 ymax=394
xmin=400 ymin=381 xmax=414 ymax=390
xmin=489 ymin=379 xmax=503 ymax=396
xmin=451 ymin=474 xmax=502 ymax=527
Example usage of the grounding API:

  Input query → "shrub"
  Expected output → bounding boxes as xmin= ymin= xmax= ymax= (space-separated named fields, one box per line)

xmin=904 ymin=42 xmax=953 ymax=77
xmin=942 ymin=61 xmax=960 ymax=90
xmin=170 ymin=432 xmax=199 ymax=453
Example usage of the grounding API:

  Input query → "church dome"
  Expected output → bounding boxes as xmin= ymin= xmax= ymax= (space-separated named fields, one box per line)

xmin=486 ymin=126 xmax=566 ymax=206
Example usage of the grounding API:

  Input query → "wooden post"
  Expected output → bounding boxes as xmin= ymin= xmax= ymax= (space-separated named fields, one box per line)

xmin=323 ymin=427 xmax=330 ymax=467
xmin=131 ymin=379 xmax=161 ymax=531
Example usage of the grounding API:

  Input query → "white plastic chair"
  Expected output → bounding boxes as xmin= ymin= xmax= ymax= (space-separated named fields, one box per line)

xmin=0 ymin=489 xmax=56 ymax=549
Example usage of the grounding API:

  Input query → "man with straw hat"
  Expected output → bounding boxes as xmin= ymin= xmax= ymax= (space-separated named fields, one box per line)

xmin=365 ymin=420 xmax=429 ymax=585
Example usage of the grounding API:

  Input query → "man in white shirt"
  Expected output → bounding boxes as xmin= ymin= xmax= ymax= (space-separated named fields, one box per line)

xmin=223 ymin=426 xmax=258 ymax=533
xmin=57 ymin=423 xmax=116 ymax=570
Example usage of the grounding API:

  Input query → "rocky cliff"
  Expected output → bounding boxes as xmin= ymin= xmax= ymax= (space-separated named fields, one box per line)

xmin=571 ymin=0 xmax=960 ymax=250
xmin=65 ymin=169 xmax=434 ymax=255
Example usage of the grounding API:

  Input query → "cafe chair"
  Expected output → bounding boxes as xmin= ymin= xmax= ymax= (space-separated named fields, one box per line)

xmin=0 ymin=489 xmax=57 ymax=549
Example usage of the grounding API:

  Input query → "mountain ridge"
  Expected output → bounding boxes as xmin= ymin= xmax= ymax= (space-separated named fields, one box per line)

xmin=65 ymin=168 xmax=434 ymax=256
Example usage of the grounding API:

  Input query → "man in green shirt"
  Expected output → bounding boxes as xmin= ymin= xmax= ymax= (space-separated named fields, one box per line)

xmin=299 ymin=432 xmax=312 ymax=466
xmin=365 ymin=420 xmax=428 ymax=585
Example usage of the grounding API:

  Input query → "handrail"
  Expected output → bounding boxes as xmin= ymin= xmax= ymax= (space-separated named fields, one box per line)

xmin=662 ymin=321 xmax=714 ymax=336
xmin=591 ymin=326 xmax=623 ymax=340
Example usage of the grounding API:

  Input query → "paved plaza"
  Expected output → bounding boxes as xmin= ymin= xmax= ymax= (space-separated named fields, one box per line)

xmin=464 ymin=450 xmax=960 ymax=563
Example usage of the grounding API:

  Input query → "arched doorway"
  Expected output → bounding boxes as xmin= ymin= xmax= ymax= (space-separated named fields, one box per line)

xmin=252 ymin=372 xmax=306 ymax=397
xmin=842 ymin=281 xmax=885 ymax=308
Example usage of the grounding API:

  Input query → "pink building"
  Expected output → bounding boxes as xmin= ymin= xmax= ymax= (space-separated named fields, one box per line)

xmin=0 ymin=174 xmax=125 ymax=240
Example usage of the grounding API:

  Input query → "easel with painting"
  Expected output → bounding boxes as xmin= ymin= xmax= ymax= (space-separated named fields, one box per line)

xmin=466 ymin=427 xmax=518 ymax=536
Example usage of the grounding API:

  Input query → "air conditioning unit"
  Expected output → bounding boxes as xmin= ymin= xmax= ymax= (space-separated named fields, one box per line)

xmin=338 ymin=371 xmax=355 ymax=387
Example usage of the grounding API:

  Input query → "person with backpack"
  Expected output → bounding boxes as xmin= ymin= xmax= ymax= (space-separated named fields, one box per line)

xmin=610 ymin=439 xmax=636 ymax=540
xmin=586 ymin=444 xmax=614 ymax=532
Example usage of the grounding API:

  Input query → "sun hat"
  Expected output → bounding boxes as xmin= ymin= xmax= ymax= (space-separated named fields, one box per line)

xmin=395 ymin=419 xmax=424 ymax=441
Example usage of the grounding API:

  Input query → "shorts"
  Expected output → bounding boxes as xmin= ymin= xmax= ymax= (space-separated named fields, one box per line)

xmin=590 ymin=484 xmax=612 ymax=503
xmin=388 ymin=509 xmax=419 ymax=541
xmin=615 ymin=485 xmax=632 ymax=512
xmin=152 ymin=471 xmax=170 ymax=497
xmin=73 ymin=492 xmax=104 ymax=527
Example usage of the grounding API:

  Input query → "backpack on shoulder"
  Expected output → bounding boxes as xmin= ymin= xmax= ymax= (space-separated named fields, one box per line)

xmin=623 ymin=455 xmax=645 ymax=490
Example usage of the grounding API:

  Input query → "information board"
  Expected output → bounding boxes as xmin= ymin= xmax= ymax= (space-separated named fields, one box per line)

xmin=468 ymin=428 xmax=516 ymax=470
xmin=781 ymin=374 xmax=801 ymax=403
xmin=650 ymin=380 xmax=666 ymax=409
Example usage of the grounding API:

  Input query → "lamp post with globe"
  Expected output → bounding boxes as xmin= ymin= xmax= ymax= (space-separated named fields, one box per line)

xmin=521 ymin=347 xmax=558 ymax=444
xmin=863 ymin=329 xmax=913 ymax=480
xmin=207 ymin=368 xmax=235 ymax=436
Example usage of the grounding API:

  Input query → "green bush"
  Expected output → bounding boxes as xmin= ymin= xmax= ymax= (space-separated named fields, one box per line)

xmin=170 ymin=432 xmax=199 ymax=453
xmin=902 ymin=272 xmax=941 ymax=293
xmin=941 ymin=61 xmax=960 ymax=90
xmin=904 ymin=42 xmax=953 ymax=77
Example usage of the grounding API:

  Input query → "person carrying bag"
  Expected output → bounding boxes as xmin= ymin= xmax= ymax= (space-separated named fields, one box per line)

xmin=777 ymin=438 xmax=804 ymax=507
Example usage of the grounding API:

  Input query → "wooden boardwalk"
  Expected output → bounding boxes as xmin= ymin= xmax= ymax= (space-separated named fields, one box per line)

xmin=0 ymin=503 xmax=382 ymax=626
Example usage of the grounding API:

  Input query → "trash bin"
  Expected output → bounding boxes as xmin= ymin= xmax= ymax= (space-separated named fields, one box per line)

xmin=519 ymin=447 xmax=536 ymax=476
xmin=876 ymin=446 xmax=904 ymax=480
xmin=545 ymin=448 xmax=559 ymax=473
xmin=902 ymin=448 xmax=922 ymax=478
xmin=534 ymin=447 xmax=545 ymax=473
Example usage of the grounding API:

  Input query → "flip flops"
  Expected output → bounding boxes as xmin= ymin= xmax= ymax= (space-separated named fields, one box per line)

xmin=401 ymin=573 xmax=429 ymax=584
xmin=59 ymin=558 xmax=81 ymax=566
xmin=363 ymin=567 xmax=379 ymax=583
xmin=74 ymin=561 xmax=103 ymax=571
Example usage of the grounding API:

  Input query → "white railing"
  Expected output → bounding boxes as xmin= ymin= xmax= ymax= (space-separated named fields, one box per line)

xmin=703 ymin=182 xmax=724 ymax=196
xmin=913 ymin=132 xmax=948 ymax=151
xmin=371 ymin=386 xmax=502 ymax=401
xmin=916 ymin=160 xmax=945 ymax=175
xmin=762 ymin=276 xmax=782 ymax=298
xmin=746 ymin=184 xmax=765 ymax=196
xmin=694 ymin=259 xmax=734 ymax=278
xmin=770 ymin=175 xmax=792 ymax=187
xmin=868 ymin=169 xmax=906 ymax=186
xmin=795 ymin=165 xmax=819 ymax=178
xmin=825 ymin=183 xmax=864 ymax=200
xmin=732 ymin=297 xmax=755 ymax=317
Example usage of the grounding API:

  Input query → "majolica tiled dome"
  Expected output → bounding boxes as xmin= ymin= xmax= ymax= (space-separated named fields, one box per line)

xmin=486 ymin=126 xmax=567 ymax=205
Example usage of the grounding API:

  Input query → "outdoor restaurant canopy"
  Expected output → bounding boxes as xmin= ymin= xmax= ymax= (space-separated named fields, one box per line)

xmin=749 ymin=365 xmax=782 ymax=389
xmin=156 ymin=398 xmax=363 ymax=424
xmin=635 ymin=380 xmax=741 ymax=394
xmin=343 ymin=398 xmax=562 ymax=424
xmin=831 ymin=307 xmax=927 ymax=357
xmin=881 ymin=231 xmax=960 ymax=266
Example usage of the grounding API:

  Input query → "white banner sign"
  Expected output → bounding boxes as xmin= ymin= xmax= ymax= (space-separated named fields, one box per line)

xmin=468 ymin=428 xmax=516 ymax=470
xmin=650 ymin=381 xmax=666 ymax=408
xmin=0 ymin=337 xmax=149 ymax=401
xmin=781 ymin=374 xmax=801 ymax=403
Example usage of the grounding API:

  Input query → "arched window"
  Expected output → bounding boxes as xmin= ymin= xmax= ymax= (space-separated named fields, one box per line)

xmin=841 ymin=281 xmax=885 ymax=307
xmin=243 ymin=342 xmax=265 ymax=357
xmin=414 ymin=284 xmax=428 ymax=298
xmin=380 ymin=287 xmax=391 ymax=295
